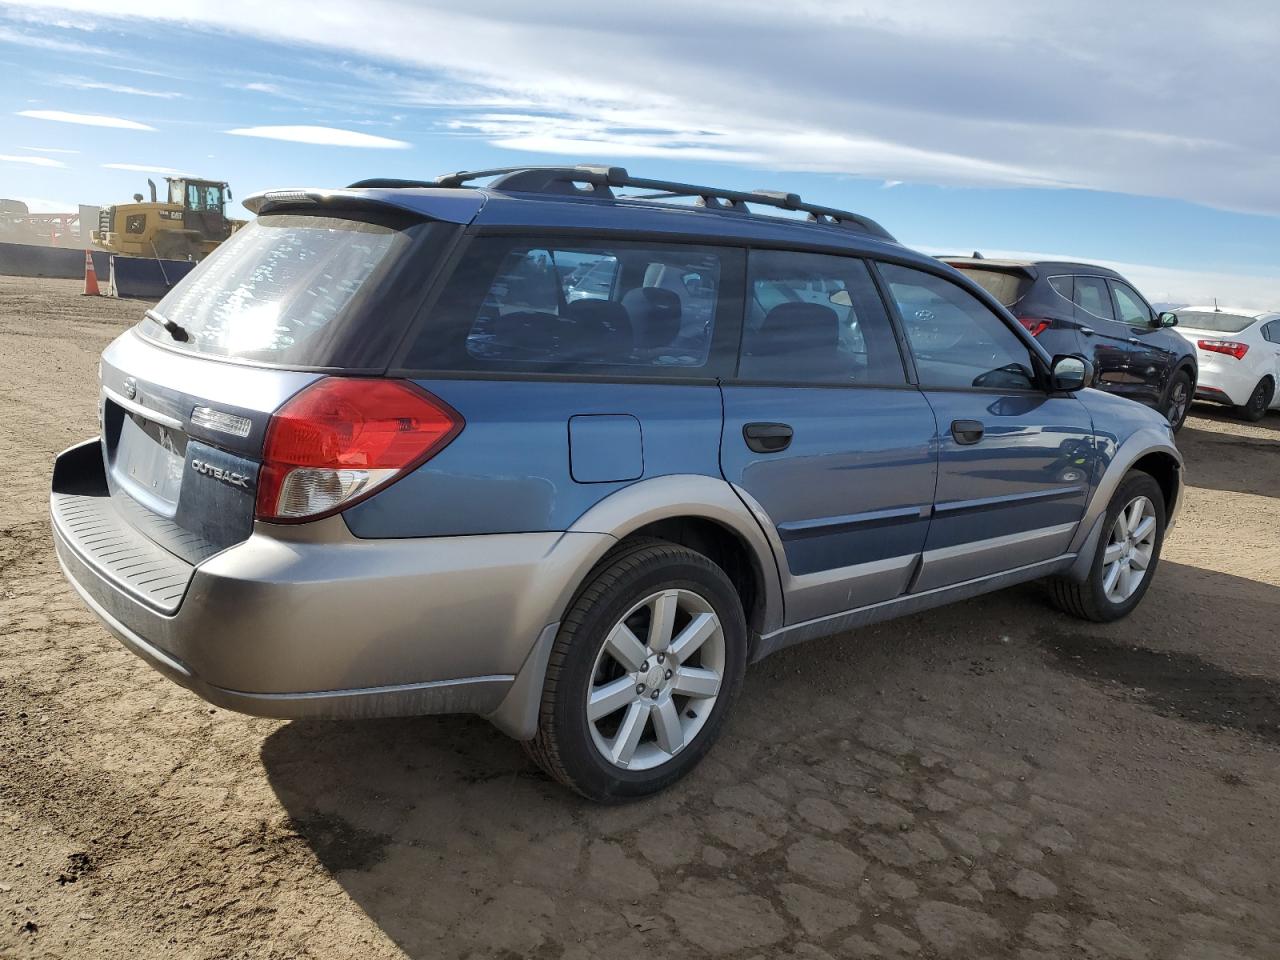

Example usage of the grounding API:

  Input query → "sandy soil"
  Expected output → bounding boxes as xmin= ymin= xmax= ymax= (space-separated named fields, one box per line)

xmin=1 ymin=277 xmax=1277 ymax=960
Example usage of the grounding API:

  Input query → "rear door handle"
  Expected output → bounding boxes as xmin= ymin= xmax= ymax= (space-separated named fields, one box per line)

xmin=951 ymin=419 xmax=984 ymax=445
xmin=743 ymin=422 xmax=793 ymax=453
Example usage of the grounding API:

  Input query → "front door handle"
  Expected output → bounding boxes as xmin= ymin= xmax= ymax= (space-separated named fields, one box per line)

xmin=1080 ymin=327 xmax=1095 ymax=336
xmin=951 ymin=419 xmax=984 ymax=445
xmin=743 ymin=422 xmax=793 ymax=453
xmin=1128 ymin=337 xmax=1142 ymax=345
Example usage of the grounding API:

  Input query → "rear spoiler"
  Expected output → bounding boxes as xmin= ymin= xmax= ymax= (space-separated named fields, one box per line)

xmin=242 ymin=187 xmax=484 ymax=224
xmin=942 ymin=258 xmax=1038 ymax=278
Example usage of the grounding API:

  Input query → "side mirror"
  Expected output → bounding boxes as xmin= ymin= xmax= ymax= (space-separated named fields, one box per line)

xmin=1156 ymin=311 xmax=1178 ymax=328
xmin=1050 ymin=354 xmax=1092 ymax=392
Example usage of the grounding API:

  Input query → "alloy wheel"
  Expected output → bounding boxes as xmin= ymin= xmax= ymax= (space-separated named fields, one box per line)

xmin=586 ymin=588 xmax=725 ymax=771
xmin=1166 ymin=380 xmax=1188 ymax=426
xmin=1102 ymin=496 xmax=1157 ymax=604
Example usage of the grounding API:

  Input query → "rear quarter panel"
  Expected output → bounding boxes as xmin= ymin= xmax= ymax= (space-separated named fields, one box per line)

xmin=341 ymin=379 xmax=725 ymax=537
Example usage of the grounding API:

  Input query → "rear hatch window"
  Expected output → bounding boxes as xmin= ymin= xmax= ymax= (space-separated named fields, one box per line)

xmin=1176 ymin=311 xmax=1257 ymax=334
xmin=141 ymin=211 xmax=447 ymax=369
xmin=951 ymin=266 xmax=1033 ymax=307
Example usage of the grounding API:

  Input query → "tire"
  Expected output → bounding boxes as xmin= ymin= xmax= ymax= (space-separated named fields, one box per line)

xmin=525 ymin=538 xmax=747 ymax=802
xmin=1234 ymin=378 xmax=1273 ymax=422
xmin=1048 ymin=471 xmax=1166 ymax=623
xmin=1162 ymin=370 xmax=1193 ymax=432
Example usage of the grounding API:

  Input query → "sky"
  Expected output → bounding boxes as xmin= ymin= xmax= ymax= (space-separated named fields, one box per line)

xmin=1 ymin=0 xmax=1278 ymax=307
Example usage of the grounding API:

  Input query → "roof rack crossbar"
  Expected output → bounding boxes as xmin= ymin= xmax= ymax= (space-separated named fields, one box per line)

xmin=414 ymin=165 xmax=895 ymax=240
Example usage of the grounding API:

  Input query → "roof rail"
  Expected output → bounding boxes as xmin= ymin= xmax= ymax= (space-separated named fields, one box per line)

xmin=351 ymin=165 xmax=896 ymax=241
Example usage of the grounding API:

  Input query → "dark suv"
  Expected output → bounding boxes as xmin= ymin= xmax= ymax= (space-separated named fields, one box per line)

xmin=946 ymin=258 xmax=1197 ymax=431
xmin=51 ymin=167 xmax=1182 ymax=801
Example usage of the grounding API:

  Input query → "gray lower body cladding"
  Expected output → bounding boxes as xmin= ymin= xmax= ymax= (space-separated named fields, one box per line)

xmin=50 ymin=439 xmax=612 ymax=724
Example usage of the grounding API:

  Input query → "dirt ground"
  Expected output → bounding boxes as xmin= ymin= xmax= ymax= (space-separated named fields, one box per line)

xmin=1 ymin=277 xmax=1277 ymax=960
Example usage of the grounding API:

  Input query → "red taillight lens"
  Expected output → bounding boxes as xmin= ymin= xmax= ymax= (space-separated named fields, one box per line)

xmin=1017 ymin=317 xmax=1051 ymax=337
xmin=1197 ymin=339 xmax=1249 ymax=360
xmin=256 ymin=378 xmax=463 ymax=522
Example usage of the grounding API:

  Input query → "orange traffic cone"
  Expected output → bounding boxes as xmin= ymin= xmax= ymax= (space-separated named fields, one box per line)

xmin=82 ymin=250 xmax=100 ymax=296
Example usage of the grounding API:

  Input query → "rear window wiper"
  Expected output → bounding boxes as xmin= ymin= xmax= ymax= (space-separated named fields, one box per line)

xmin=145 ymin=310 xmax=190 ymax=343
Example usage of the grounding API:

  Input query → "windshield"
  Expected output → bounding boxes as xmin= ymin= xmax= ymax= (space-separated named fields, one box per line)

xmin=1176 ymin=310 xmax=1257 ymax=334
xmin=141 ymin=213 xmax=414 ymax=366
xmin=951 ymin=267 xmax=1032 ymax=307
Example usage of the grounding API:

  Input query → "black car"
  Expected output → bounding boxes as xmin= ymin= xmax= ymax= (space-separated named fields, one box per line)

xmin=946 ymin=258 xmax=1197 ymax=431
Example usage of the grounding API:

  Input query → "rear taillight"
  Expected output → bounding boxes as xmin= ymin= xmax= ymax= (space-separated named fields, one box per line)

xmin=1197 ymin=339 xmax=1249 ymax=360
xmin=256 ymin=378 xmax=463 ymax=522
xmin=1017 ymin=317 xmax=1050 ymax=337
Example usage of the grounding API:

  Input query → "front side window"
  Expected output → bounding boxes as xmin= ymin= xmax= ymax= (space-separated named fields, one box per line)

xmin=403 ymin=237 xmax=737 ymax=376
xmin=1073 ymin=276 xmax=1114 ymax=320
xmin=1111 ymin=282 xmax=1153 ymax=327
xmin=878 ymin=263 xmax=1037 ymax=390
xmin=738 ymin=250 xmax=905 ymax=384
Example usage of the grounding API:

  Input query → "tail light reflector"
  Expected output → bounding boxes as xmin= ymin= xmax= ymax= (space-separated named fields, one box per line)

xmin=1017 ymin=317 xmax=1050 ymax=337
xmin=256 ymin=377 xmax=463 ymax=522
xmin=1197 ymin=339 xmax=1249 ymax=360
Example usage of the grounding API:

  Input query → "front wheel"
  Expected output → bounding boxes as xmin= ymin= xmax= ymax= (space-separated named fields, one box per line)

xmin=1234 ymin=378 xmax=1273 ymax=422
xmin=1048 ymin=472 xmax=1166 ymax=623
xmin=1162 ymin=370 xmax=1192 ymax=432
xmin=525 ymin=539 xmax=747 ymax=802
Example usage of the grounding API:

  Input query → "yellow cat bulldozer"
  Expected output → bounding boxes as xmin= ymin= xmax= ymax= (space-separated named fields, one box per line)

xmin=93 ymin=177 xmax=245 ymax=261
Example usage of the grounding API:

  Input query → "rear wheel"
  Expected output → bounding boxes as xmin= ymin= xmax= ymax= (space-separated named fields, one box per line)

xmin=1234 ymin=378 xmax=1273 ymax=422
xmin=1048 ymin=472 xmax=1165 ymax=623
xmin=1162 ymin=370 xmax=1192 ymax=432
xmin=525 ymin=539 xmax=747 ymax=802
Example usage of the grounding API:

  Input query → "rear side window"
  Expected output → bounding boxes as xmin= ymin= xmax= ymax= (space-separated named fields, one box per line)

xmin=143 ymin=212 xmax=426 ymax=367
xmin=1262 ymin=320 xmax=1280 ymax=343
xmin=951 ymin=267 xmax=1032 ymax=307
xmin=738 ymin=250 xmax=906 ymax=384
xmin=1072 ymin=276 xmax=1114 ymax=320
xmin=402 ymin=237 xmax=741 ymax=377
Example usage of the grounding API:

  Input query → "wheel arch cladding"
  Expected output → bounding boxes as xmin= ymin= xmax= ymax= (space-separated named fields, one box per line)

xmin=567 ymin=474 xmax=785 ymax=637
xmin=620 ymin=516 xmax=766 ymax=636
xmin=1130 ymin=450 xmax=1181 ymax=522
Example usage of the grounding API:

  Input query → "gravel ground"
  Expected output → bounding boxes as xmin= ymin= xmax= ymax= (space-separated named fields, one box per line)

xmin=1 ymin=277 xmax=1277 ymax=960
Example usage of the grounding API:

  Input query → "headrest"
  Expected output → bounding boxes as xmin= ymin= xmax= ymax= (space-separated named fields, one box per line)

xmin=753 ymin=302 xmax=839 ymax=354
xmin=560 ymin=298 xmax=633 ymax=362
xmin=622 ymin=286 xmax=682 ymax=347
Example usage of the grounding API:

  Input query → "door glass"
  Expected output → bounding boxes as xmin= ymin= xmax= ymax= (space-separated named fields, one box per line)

xmin=739 ymin=251 xmax=905 ymax=384
xmin=1111 ymin=282 xmax=1152 ymax=327
xmin=1072 ymin=276 xmax=1114 ymax=320
xmin=878 ymin=263 xmax=1037 ymax=390
xmin=1263 ymin=320 xmax=1280 ymax=344
xmin=402 ymin=237 xmax=736 ymax=376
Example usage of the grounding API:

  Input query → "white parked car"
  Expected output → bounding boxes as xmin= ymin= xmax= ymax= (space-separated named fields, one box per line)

xmin=1176 ymin=306 xmax=1280 ymax=421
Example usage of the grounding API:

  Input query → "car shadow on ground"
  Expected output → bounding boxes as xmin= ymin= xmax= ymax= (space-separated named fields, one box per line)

xmin=257 ymin=557 xmax=1280 ymax=958
xmin=1175 ymin=409 xmax=1280 ymax=500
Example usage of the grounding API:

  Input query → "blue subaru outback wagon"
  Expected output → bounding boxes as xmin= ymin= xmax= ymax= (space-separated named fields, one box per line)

xmin=51 ymin=165 xmax=1183 ymax=800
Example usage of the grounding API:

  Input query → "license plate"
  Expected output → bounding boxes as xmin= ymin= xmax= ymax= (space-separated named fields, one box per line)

xmin=116 ymin=412 xmax=187 ymax=506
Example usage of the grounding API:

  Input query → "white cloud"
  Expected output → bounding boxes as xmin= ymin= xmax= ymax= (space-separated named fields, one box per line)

xmin=19 ymin=146 xmax=80 ymax=154
xmin=9 ymin=0 xmax=1280 ymax=216
xmin=225 ymin=125 xmax=410 ymax=149
xmin=57 ymin=77 xmax=184 ymax=99
xmin=0 ymin=154 xmax=67 ymax=168
xmin=16 ymin=109 xmax=156 ymax=130
xmin=102 ymin=162 xmax=189 ymax=175
xmin=0 ymin=24 xmax=106 ymax=56
xmin=240 ymin=82 xmax=282 ymax=94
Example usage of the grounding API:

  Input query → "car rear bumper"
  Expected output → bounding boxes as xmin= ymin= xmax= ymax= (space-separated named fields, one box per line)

xmin=51 ymin=438 xmax=611 ymax=722
xmin=1192 ymin=354 xmax=1257 ymax=405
